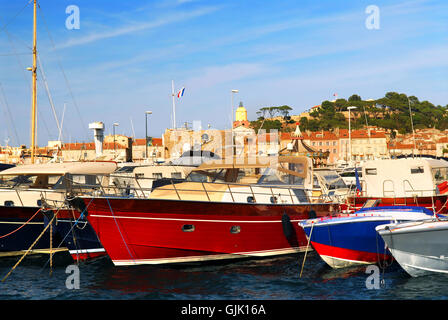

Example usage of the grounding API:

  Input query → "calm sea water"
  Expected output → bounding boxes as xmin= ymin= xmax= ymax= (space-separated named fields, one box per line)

xmin=1 ymin=251 xmax=448 ymax=302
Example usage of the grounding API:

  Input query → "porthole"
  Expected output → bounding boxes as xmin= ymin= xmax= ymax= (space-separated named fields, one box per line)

xmin=4 ymin=201 xmax=14 ymax=207
xmin=247 ymin=196 xmax=255 ymax=203
xmin=37 ymin=200 xmax=42 ymax=206
xmin=182 ymin=224 xmax=195 ymax=232
xmin=230 ymin=226 xmax=241 ymax=234
xmin=270 ymin=196 xmax=278 ymax=204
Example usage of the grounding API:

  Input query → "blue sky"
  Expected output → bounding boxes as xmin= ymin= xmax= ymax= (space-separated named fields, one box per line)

xmin=0 ymin=0 xmax=447 ymax=146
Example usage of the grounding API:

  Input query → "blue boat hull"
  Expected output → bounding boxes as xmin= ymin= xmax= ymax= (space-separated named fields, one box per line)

xmin=300 ymin=206 xmax=435 ymax=268
xmin=0 ymin=207 xmax=60 ymax=256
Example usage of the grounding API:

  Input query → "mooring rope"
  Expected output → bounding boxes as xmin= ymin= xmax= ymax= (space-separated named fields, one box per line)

xmin=39 ymin=197 xmax=94 ymax=272
xmin=2 ymin=208 xmax=60 ymax=282
xmin=0 ymin=208 xmax=43 ymax=239
xmin=106 ymin=197 xmax=135 ymax=263
xmin=300 ymin=221 xmax=314 ymax=278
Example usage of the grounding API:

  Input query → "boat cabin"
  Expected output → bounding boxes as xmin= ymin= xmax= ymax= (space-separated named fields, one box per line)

xmin=359 ymin=158 xmax=448 ymax=197
xmin=148 ymin=156 xmax=319 ymax=204
xmin=0 ymin=161 xmax=117 ymax=207
xmin=312 ymin=169 xmax=350 ymax=201
xmin=185 ymin=156 xmax=312 ymax=187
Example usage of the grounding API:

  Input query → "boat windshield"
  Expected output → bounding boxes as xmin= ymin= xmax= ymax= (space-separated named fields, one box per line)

xmin=432 ymin=167 xmax=448 ymax=186
xmin=319 ymin=171 xmax=347 ymax=190
xmin=186 ymin=161 xmax=306 ymax=186
xmin=0 ymin=175 xmax=36 ymax=188
xmin=339 ymin=169 xmax=362 ymax=178
xmin=0 ymin=174 xmax=63 ymax=189
xmin=257 ymin=167 xmax=304 ymax=186
xmin=0 ymin=174 xmax=102 ymax=190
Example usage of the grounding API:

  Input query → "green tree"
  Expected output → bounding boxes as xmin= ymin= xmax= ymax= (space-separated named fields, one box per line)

xmin=348 ymin=94 xmax=362 ymax=102
xmin=278 ymin=105 xmax=293 ymax=118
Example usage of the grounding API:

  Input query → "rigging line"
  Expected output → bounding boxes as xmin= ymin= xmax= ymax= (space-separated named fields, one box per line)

xmin=0 ymin=83 xmax=20 ymax=146
xmin=1 ymin=208 xmax=61 ymax=282
xmin=58 ymin=102 xmax=66 ymax=141
xmin=0 ymin=18 xmax=32 ymax=52
xmin=37 ymin=2 xmax=89 ymax=142
xmin=37 ymin=52 xmax=64 ymax=141
xmin=0 ymin=0 xmax=33 ymax=35
xmin=39 ymin=197 xmax=95 ymax=272
xmin=4 ymin=28 xmax=30 ymax=86
xmin=34 ymin=83 xmax=53 ymax=142
xmin=106 ymin=197 xmax=136 ymax=263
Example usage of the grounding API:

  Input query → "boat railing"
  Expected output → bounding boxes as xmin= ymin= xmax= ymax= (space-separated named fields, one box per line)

xmin=66 ymin=174 xmax=337 ymax=205
xmin=382 ymin=180 xmax=396 ymax=197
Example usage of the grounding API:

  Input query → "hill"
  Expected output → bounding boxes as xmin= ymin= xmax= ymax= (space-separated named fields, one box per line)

xmin=251 ymin=92 xmax=448 ymax=134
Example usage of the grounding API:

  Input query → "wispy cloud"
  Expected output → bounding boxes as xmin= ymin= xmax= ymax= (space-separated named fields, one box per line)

xmin=184 ymin=63 xmax=269 ymax=91
xmin=56 ymin=6 xmax=220 ymax=49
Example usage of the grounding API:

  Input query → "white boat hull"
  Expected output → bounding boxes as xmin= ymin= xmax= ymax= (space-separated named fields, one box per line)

xmin=388 ymin=248 xmax=448 ymax=277
xmin=377 ymin=220 xmax=448 ymax=277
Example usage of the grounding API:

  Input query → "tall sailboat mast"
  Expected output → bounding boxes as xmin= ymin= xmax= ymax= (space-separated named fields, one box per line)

xmin=30 ymin=0 xmax=37 ymax=163
xmin=171 ymin=80 xmax=176 ymax=129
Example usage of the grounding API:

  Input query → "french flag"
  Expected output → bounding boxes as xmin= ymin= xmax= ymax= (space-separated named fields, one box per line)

xmin=177 ymin=87 xmax=185 ymax=98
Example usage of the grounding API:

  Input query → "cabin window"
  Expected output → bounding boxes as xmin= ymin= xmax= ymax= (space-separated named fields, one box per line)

xmin=247 ymin=196 xmax=255 ymax=203
xmin=187 ymin=170 xmax=218 ymax=183
xmin=4 ymin=201 xmax=14 ymax=207
xmin=230 ymin=226 xmax=241 ymax=234
xmin=432 ymin=167 xmax=448 ymax=186
xmin=270 ymin=196 xmax=278 ymax=204
xmin=171 ymin=172 xmax=182 ymax=179
xmin=365 ymin=168 xmax=377 ymax=175
xmin=117 ymin=166 xmax=137 ymax=173
xmin=411 ymin=167 xmax=424 ymax=174
xmin=37 ymin=200 xmax=42 ymax=206
xmin=152 ymin=173 xmax=163 ymax=180
xmin=235 ymin=168 xmax=260 ymax=184
xmin=182 ymin=224 xmax=195 ymax=232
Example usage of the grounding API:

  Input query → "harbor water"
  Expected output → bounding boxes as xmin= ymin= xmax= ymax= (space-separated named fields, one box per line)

xmin=1 ymin=251 xmax=448 ymax=301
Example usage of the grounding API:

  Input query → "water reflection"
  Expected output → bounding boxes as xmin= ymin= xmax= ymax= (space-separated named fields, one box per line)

xmin=3 ymin=251 xmax=448 ymax=299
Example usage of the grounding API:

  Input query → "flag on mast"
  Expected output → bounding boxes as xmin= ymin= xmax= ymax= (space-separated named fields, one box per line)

xmin=355 ymin=167 xmax=362 ymax=197
xmin=177 ymin=87 xmax=185 ymax=98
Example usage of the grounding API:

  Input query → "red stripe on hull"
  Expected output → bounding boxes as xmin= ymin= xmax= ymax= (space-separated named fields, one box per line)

xmin=70 ymin=251 xmax=106 ymax=261
xmin=84 ymin=198 xmax=335 ymax=265
xmin=348 ymin=196 xmax=448 ymax=214
xmin=311 ymin=241 xmax=391 ymax=265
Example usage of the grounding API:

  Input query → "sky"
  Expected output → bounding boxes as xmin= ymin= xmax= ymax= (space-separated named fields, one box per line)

xmin=0 ymin=0 xmax=447 ymax=146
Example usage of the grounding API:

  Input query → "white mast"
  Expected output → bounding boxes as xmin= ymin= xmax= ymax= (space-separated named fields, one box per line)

xmin=171 ymin=80 xmax=176 ymax=129
xmin=57 ymin=102 xmax=66 ymax=141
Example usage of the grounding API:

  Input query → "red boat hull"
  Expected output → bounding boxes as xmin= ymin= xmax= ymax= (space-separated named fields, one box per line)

xmin=310 ymin=242 xmax=392 ymax=267
xmin=82 ymin=197 xmax=336 ymax=265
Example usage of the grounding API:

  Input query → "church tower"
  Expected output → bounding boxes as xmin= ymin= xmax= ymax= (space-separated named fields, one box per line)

xmin=233 ymin=102 xmax=250 ymax=128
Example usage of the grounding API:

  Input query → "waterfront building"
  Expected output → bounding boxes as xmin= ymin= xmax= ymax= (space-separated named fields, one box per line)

xmin=131 ymin=138 xmax=163 ymax=162
xmin=338 ymin=129 xmax=388 ymax=162
xmin=436 ymin=137 xmax=448 ymax=157
xmin=303 ymin=131 xmax=339 ymax=164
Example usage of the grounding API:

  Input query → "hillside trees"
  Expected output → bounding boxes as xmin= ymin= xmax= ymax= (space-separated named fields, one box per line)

xmin=251 ymin=93 xmax=447 ymax=133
